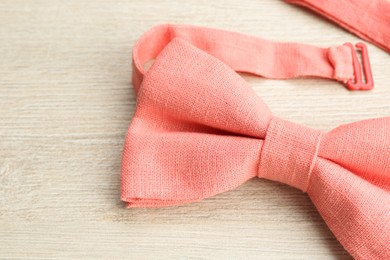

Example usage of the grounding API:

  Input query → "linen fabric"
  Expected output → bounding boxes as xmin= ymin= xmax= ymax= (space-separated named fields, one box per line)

xmin=285 ymin=0 xmax=390 ymax=53
xmin=121 ymin=24 xmax=390 ymax=259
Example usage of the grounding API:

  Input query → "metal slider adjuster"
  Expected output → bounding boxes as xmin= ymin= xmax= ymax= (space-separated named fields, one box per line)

xmin=344 ymin=42 xmax=374 ymax=91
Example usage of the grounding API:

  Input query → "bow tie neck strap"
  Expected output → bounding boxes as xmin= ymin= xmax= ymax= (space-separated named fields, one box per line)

xmin=285 ymin=0 xmax=390 ymax=53
xmin=132 ymin=24 xmax=361 ymax=93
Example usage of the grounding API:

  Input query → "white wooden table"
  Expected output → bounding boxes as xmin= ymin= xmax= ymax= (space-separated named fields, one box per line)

xmin=1 ymin=1 xmax=389 ymax=259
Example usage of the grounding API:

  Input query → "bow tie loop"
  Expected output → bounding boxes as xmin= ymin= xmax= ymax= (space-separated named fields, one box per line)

xmin=259 ymin=117 xmax=323 ymax=192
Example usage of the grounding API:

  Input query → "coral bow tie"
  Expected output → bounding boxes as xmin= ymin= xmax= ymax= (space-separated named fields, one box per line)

xmin=121 ymin=25 xmax=390 ymax=259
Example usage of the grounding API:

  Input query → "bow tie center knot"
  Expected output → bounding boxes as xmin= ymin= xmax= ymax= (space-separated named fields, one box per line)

xmin=258 ymin=117 xmax=323 ymax=192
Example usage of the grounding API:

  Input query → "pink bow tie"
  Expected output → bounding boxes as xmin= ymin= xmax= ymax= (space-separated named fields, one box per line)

xmin=286 ymin=0 xmax=390 ymax=53
xmin=121 ymin=25 xmax=390 ymax=259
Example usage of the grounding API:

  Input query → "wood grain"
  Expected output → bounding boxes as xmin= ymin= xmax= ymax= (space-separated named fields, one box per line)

xmin=1 ymin=0 xmax=389 ymax=259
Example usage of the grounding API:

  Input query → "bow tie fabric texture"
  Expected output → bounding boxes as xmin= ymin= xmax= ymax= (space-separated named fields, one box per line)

xmin=121 ymin=25 xmax=390 ymax=259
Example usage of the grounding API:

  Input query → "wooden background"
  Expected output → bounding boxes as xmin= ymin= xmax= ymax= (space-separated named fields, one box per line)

xmin=1 ymin=0 xmax=389 ymax=259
